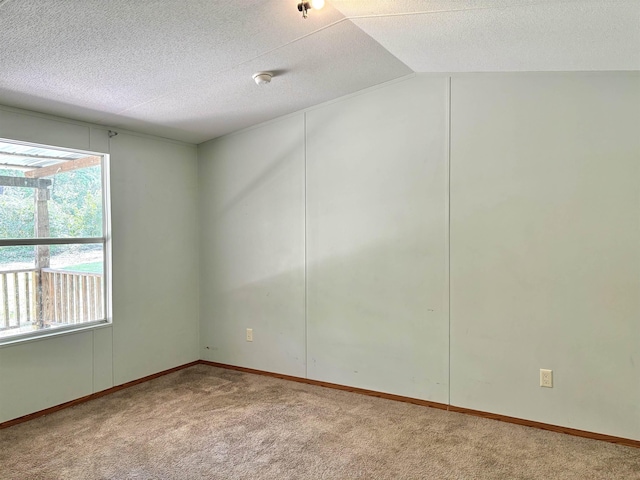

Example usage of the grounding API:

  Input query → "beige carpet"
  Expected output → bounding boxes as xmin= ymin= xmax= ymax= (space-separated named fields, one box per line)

xmin=1 ymin=365 xmax=638 ymax=479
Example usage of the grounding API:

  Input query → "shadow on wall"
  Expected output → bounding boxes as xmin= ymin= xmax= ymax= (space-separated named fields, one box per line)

xmin=208 ymin=141 xmax=302 ymax=224
xmin=203 ymin=225 xmax=448 ymax=400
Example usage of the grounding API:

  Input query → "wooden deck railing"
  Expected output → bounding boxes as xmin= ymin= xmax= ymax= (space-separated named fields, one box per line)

xmin=0 ymin=269 xmax=37 ymax=331
xmin=0 ymin=268 xmax=103 ymax=333
xmin=41 ymin=269 xmax=103 ymax=325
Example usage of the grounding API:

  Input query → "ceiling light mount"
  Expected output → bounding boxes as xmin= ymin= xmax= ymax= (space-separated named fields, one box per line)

xmin=297 ymin=0 xmax=324 ymax=19
xmin=252 ymin=72 xmax=273 ymax=85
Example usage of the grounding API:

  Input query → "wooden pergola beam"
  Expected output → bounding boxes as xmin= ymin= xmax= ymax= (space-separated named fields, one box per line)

xmin=0 ymin=175 xmax=52 ymax=189
xmin=24 ymin=155 xmax=101 ymax=178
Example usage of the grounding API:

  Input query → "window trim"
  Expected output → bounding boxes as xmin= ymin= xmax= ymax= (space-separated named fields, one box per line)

xmin=0 ymin=138 xmax=112 ymax=346
xmin=0 ymin=238 xmax=103 ymax=246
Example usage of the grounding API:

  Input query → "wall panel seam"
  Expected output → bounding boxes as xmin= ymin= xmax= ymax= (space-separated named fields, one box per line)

xmin=304 ymin=112 xmax=308 ymax=379
xmin=447 ymin=76 xmax=452 ymax=406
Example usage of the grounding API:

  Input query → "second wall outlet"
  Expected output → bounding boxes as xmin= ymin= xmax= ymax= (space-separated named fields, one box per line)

xmin=246 ymin=328 xmax=253 ymax=342
xmin=540 ymin=369 xmax=553 ymax=388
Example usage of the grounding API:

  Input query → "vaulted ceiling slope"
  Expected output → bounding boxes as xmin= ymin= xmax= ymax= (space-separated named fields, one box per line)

xmin=331 ymin=0 xmax=640 ymax=73
xmin=0 ymin=1 xmax=637 ymax=144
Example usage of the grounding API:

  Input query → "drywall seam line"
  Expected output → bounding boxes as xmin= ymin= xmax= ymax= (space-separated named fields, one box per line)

xmin=346 ymin=7 xmax=500 ymax=19
xmin=0 ymin=105 xmax=195 ymax=147
xmin=304 ymin=112 xmax=308 ymax=379
xmin=447 ymin=76 xmax=452 ymax=406
xmin=343 ymin=0 xmax=581 ymax=20
xmin=196 ymin=148 xmax=202 ymax=362
xmin=92 ymin=330 xmax=95 ymax=393
xmin=213 ymin=74 xmax=416 ymax=142
xmin=114 ymin=0 xmax=579 ymax=114
xmin=96 ymin=0 xmax=574 ymax=122
xmin=111 ymin=18 xmax=352 ymax=118
xmin=110 ymin=327 xmax=114 ymax=389
xmin=107 ymin=133 xmax=114 ymax=390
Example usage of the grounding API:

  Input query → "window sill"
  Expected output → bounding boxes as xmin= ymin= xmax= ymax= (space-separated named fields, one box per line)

xmin=0 ymin=320 xmax=112 ymax=348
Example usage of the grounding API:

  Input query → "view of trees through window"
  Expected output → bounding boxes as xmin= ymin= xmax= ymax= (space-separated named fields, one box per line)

xmin=0 ymin=141 xmax=108 ymax=341
xmin=0 ymin=166 xmax=103 ymax=270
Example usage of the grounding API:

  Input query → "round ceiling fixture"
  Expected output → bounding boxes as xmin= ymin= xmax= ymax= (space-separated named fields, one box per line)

xmin=252 ymin=72 xmax=273 ymax=85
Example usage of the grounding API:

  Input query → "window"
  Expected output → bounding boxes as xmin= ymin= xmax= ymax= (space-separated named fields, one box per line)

xmin=0 ymin=139 xmax=111 ymax=342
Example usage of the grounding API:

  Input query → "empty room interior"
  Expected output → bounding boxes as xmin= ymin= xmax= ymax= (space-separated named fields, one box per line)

xmin=0 ymin=1 xmax=639 ymax=478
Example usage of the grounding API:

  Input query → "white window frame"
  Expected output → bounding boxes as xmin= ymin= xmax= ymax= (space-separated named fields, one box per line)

xmin=0 ymin=138 xmax=112 ymax=346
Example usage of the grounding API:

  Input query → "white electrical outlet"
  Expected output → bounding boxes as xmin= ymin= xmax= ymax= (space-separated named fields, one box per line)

xmin=540 ymin=369 xmax=553 ymax=388
xmin=246 ymin=328 xmax=253 ymax=342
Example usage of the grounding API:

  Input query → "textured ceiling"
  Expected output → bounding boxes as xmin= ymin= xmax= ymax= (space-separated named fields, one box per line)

xmin=332 ymin=0 xmax=640 ymax=72
xmin=82 ymin=19 xmax=412 ymax=143
xmin=0 ymin=1 xmax=637 ymax=144
xmin=0 ymin=0 xmax=410 ymax=143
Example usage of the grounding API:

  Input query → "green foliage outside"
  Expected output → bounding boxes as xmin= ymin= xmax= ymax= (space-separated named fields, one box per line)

xmin=0 ymin=166 xmax=103 ymax=264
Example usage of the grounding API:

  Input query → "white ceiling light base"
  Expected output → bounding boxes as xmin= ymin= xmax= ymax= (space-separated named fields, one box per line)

xmin=252 ymin=72 xmax=273 ymax=85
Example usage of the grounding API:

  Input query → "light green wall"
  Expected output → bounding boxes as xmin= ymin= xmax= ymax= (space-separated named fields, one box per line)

xmin=305 ymin=77 xmax=449 ymax=401
xmin=1 ymin=72 xmax=638 ymax=442
xmin=198 ymin=115 xmax=306 ymax=376
xmin=449 ymin=73 xmax=640 ymax=440
xmin=109 ymin=133 xmax=200 ymax=384
xmin=0 ymin=107 xmax=200 ymax=422
xmin=198 ymin=72 xmax=640 ymax=441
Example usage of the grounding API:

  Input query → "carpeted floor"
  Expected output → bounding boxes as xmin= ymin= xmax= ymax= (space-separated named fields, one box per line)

xmin=1 ymin=365 xmax=639 ymax=479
